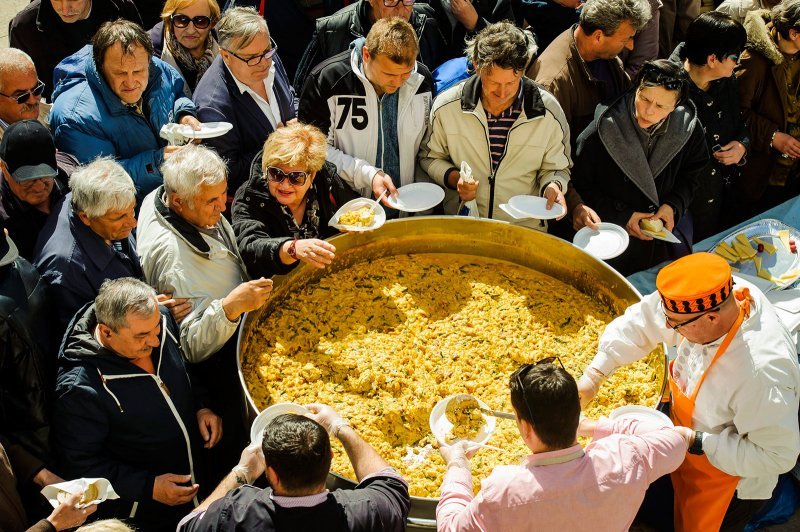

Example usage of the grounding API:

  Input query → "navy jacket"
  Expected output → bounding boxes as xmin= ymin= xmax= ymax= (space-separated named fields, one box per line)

xmin=192 ymin=55 xmax=297 ymax=191
xmin=53 ymin=304 xmax=204 ymax=531
xmin=33 ymin=194 xmax=144 ymax=335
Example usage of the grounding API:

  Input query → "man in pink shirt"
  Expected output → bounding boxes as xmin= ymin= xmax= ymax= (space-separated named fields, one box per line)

xmin=437 ymin=359 xmax=691 ymax=531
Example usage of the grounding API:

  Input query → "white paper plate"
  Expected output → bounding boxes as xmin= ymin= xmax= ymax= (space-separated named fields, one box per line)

xmin=507 ymin=195 xmax=566 ymax=220
xmin=499 ymin=203 xmax=530 ymax=220
xmin=251 ymin=403 xmax=310 ymax=444
xmin=386 ymin=182 xmax=445 ymax=212
xmin=41 ymin=478 xmax=120 ymax=509
xmin=174 ymin=121 xmax=233 ymax=139
xmin=429 ymin=394 xmax=497 ymax=446
xmin=573 ymin=223 xmax=630 ymax=260
xmin=329 ymin=198 xmax=386 ymax=232
xmin=608 ymin=405 xmax=674 ymax=428
xmin=642 ymin=227 xmax=682 ymax=244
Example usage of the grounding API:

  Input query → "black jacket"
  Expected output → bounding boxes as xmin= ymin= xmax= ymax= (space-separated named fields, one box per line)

xmin=572 ymin=92 xmax=709 ymax=274
xmin=0 ymin=257 xmax=53 ymax=488
xmin=8 ymin=0 xmax=142 ymax=99
xmin=231 ymin=152 xmax=358 ymax=279
xmin=53 ymin=304 xmax=205 ymax=531
xmin=293 ymin=0 xmax=447 ymax=92
xmin=669 ymin=43 xmax=751 ymax=241
xmin=179 ymin=476 xmax=409 ymax=532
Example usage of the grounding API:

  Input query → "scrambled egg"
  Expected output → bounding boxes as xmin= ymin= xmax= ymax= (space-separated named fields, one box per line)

xmin=445 ymin=397 xmax=486 ymax=442
xmin=242 ymin=254 xmax=664 ymax=498
xmin=338 ymin=206 xmax=375 ymax=227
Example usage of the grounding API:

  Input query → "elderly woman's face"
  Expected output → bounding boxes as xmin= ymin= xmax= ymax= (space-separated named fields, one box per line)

xmin=267 ymin=164 xmax=314 ymax=208
xmin=170 ymin=0 xmax=214 ymax=53
xmin=634 ymin=85 xmax=679 ymax=129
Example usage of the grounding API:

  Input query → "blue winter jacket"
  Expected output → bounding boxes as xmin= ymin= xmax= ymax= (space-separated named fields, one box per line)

xmin=49 ymin=45 xmax=197 ymax=202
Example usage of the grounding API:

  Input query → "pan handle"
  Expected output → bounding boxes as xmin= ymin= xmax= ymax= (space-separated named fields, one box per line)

xmin=407 ymin=516 xmax=438 ymax=528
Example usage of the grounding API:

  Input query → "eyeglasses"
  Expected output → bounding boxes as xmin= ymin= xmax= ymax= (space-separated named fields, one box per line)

xmin=267 ymin=166 xmax=309 ymax=186
xmin=223 ymin=38 xmax=278 ymax=67
xmin=383 ymin=0 xmax=415 ymax=6
xmin=659 ymin=300 xmax=716 ymax=331
xmin=0 ymin=80 xmax=45 ymax=105
xmin=515 ymin=356 xmax=566 ymax=424
xmin=640 ymin=65 xmax=684 ymax=91
xmin=170 ymin=14 xmax=214 ymax=29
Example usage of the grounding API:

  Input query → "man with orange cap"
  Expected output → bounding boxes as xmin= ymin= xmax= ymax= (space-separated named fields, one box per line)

xmin=577 ymin=252 xmax=800 ymax=531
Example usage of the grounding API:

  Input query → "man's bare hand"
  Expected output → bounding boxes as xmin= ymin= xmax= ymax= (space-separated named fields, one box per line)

xmin=152 ymin=473 xmax=198 ymax=505
xmin=222 ymin=278 xmax=273 ymax=322
xmin=197 ymin=408 xmax=223 ymax=449
xmin=542 ymin=183 xmax=567 ymax=220
xmin=372 ymin=172 xmax=398 ymax=207
xmin=572 ymin=203 xmax=601 ymax=231
xmin=157 ymin=293 xmax=192 ymax=324
xmin=46 ymin=491 xmax=97 ymax=531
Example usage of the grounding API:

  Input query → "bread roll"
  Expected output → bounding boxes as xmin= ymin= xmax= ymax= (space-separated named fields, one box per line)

xmin=639 ymin=218 xmax=664 ymax=233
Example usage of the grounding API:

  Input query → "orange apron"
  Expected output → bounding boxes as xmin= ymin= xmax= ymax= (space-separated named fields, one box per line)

xmin=669 ymin=289 xmax=751 ymax=532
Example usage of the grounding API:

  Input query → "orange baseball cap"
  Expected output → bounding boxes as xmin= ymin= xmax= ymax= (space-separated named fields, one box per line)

xmin=656 ymin=252 xmax=733 ymax=314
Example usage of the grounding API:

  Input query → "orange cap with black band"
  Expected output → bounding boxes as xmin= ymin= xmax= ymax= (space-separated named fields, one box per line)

xmin=656 ymin=252 xmax=733 ymax=314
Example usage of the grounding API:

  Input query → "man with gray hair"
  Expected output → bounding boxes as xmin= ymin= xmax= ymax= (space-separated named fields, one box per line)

xmin=420 ymin=22 xmax=572 ymax=233
xmin=33 ymin=158 xmax=142 ymax=332
xmin=49 ymin=19 xmax=201 ymax=203
xmin=530 ymin=0 xmax=652 ymax=142
xmin=193 ymin=7 xmax=296 ymax=191
xmin=137 ymin=143 xmax=272 ymax=480
xmin=53 ymin=277 xmax=222 ymax=531
xmin=0 ymin=48 xmax=50 ymax=141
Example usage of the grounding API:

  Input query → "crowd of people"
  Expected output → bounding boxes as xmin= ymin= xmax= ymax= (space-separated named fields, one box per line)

xmin=2 ymin=0 xmax=800 ymax=529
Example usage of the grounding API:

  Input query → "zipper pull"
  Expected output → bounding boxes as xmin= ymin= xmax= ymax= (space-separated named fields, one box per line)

xmin=155 ymin=376 xmax=171 ymax=396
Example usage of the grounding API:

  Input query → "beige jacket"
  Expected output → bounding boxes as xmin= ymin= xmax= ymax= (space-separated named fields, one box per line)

xmin=419 ymin=76 xmax=571 ymax=231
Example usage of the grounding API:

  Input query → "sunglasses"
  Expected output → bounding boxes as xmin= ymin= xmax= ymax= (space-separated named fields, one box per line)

xmin=659 ymin=300 xmax=717 ymax=331
xmin=267 ymin=166 xmax=310 ymax=186
xmin=224 ymin=38 xmax=278 ymax=67
xmin=0 ymin=80 xmax=45 ymax=105
xmin=170 ymin=14 xmax=214 ymax=29
xmin=515 ymin=356 xmax=566 ymax=424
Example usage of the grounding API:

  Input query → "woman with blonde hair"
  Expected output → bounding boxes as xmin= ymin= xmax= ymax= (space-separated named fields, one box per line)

xmin=149 ymin=0 xmax=221 ymax=96
xmin=231 ymin=122 xmax=358 ymax=278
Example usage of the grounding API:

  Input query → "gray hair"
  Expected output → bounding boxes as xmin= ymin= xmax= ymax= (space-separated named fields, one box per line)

xmin=69 ymin=157 xmax=137 ymax=218
xmin=95 ymin=278 xmax=158 ymax=332
xmin=0 ymin=49 xmax=36 ymax=94
xmin=773 ymin=0 xmax=800 ymax=39
xmin=161 ymin=143 xmax=227 ymax=208
xmin=466 ymin=22 xmax=538 ymax=74
xmin=579 ymin=0 xmax=652 ymax=35
xmin=76 ymin=519 xmax=136 ymax=532
xmin=216 ymin=7 xmax=269 ymax=52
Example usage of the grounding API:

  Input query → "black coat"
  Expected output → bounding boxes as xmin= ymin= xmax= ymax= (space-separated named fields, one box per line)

xmin=669 ymin=43 xmax=751 ymax=241
xmin=293 ymin=0 xmax=447 ymax=92
xmin=231 ymin=152 xmax=359 ymax=279
xmin=0 ymin=257 xmax=54 ymax=486
xmin=8 ymin=0 xmax=142 ymax=99
xmin=572 ymin=92 xmax=709 ymax=274
xmin=53 ymin=304 xmax=205 ymax=531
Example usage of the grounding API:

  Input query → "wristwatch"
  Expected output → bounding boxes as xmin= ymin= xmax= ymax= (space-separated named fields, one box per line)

xmin=688 ymin=430 xmax=705 ymax=455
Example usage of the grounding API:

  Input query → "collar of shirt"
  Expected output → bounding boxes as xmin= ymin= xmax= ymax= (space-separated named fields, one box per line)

xmin=525 ymin=444 xmax=585 ymax=467
xmin=0 ymin=117 xmax=8 ymax=131
xmin=225 ymin=61 xmax=276 ymax=100
xmin=270 ymin=489 xmax=330 ymax=508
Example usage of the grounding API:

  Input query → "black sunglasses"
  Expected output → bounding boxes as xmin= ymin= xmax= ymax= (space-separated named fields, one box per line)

xmin=267 ymin=166 xmax=309 ymax=186
xmin=223 ymin=38 xmax=278 ymax=67
xmin=0 ymin=80 xmax=45 ymax=105
xmin=516 ymin=356 xmax=566 ymax=424
xmin=170 ymin=14 xmax=214 ymax=29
